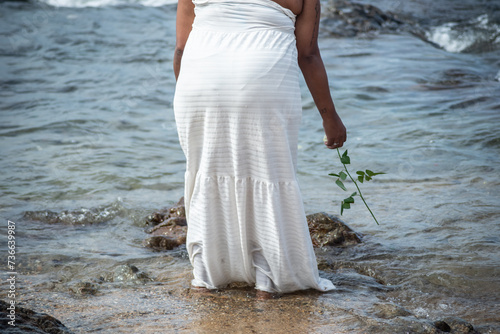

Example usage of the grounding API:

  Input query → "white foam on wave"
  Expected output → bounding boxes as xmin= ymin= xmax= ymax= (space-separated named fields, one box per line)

xmin=426 ymin=23 xmax=474 ymax=53
xmin=425 ymin=14 xmax=500 ymax=53
xmin=40 ymin=0 xmax=177 ymax=7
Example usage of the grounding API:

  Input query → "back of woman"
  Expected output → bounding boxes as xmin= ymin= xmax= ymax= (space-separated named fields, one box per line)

xmin=173 ymin=0 xmax=345 ymax=298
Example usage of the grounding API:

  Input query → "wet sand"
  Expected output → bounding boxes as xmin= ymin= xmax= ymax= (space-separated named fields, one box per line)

xmin=17 ymin=270 xmax=355 ymax=333
xmin=11 ymin=261 xmax=493 ymax=334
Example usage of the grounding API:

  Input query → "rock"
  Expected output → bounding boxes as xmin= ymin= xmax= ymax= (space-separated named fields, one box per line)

xmin=143 ymin=198 xmax=187 ymax=251
xmin=68 ymin=281 xmax=99 ymax=296
xmin=145 ymin=197 xmax=185 ymax=228
xmin=102 ymin=264 xmax=152 ymax=284
xmin=145 ymin=217 xmax=187 ymax=234
xmin=148 ymin=219 xmax=187 ymax=243
xmin=152 ymin=225 xmax=187 ymax=243
xmin=385 ymin=317 xmax=442 ymax=334
xmin=434 ymin=317 xmax=480 ymax=334
xmin=372 ymin=302 xmax=412 ymax=319
xmin=143 ymin=236 xmax=183 ymax=251
xmin=321 ymin=0 xmax=405 ymax=37
xmin=307 ymin=212 xmax=362 ymax=247
xmin=0 ymin=299 xmax=73 ymax=334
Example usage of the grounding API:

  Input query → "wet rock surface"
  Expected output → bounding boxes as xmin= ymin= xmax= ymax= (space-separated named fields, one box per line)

xmin=144 ymin=197 xmax=186 ymax=228
xmin=143 ymin=197 xmax=187 ymax=251
xmin=101 ymin=264 xmax=152 ymax=284
xmin=43 ymin=263 xmax=154 ymax=297
xmin=372 ymin=302 xmax=413 ymax=319
xmin=0 ymin=299 xmax=73 ymax=334
xmin=68 ymin=281 xmax=100 ymax=296
xmin=434 ymin=317 xmax=481 ymax=334
xmin=143 ymin=235 xmax=183 ymax=251
xmin=307 ymin=212 xmax=362 ymax=247
xmin=321 ymin=0 xmax=405 ymax=37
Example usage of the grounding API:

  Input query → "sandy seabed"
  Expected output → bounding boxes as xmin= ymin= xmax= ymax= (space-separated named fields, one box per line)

xmin=17 ymin=270 xmax=356 ymax=334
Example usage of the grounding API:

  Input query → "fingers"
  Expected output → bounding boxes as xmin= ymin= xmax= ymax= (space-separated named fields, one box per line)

xmin=325 ymin=141 xmax=344 ymax=149
xmin=323 ymin=135 xmax=346 ymax=149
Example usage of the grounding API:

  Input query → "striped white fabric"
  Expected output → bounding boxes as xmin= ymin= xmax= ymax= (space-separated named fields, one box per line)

xmin=173 ymin=0 xmax=335 ymax=293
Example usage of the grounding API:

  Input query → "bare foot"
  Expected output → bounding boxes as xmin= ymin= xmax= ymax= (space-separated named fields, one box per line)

xmin=255 ymin=290 xmax=275 ymax=300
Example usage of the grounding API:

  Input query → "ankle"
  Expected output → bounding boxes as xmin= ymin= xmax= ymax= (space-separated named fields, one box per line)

xmin=255 ymin=289 xmax=275 ymax=300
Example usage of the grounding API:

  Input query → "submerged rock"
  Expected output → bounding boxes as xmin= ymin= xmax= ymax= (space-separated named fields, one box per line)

xmin=307 ymin=212 xmax=362 ymax=247
xmin=143 ymin=235 xmax=183 ymax=251
xmin=0 ymin=299 xmax=73 ymax=334
xmin=372 ymin=302 xmax=413 ymax=319
xmin=64 ymin=264 xmax=151 ymax=295
xmin=69 ymin=281 xmax=100 ymax=296
xmin=23 ymin=201 xmax=125 ymax=225
xmin=102 ymin=264 xmax=152 ymax=284
xmin=434 ymin=317 xmax=480 ymax=334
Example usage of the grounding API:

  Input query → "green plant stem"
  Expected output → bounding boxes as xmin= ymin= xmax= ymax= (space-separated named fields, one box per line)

xmin=337 ymin=148 xmax=380 ymax=225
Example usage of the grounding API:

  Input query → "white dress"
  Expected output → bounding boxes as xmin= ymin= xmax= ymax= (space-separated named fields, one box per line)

xmin=173 ymin=0 xmax=335 ymax=293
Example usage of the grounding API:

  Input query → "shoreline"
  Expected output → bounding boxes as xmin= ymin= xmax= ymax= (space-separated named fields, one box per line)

xmin=4 ymin=271 xmax=490 ymax=334
xmin=2 ymin=203 xmax=498 ymax=333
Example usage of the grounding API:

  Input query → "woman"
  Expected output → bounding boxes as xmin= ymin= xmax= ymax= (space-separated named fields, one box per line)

xmin=173 ymin=0 xmax=346 ymax=299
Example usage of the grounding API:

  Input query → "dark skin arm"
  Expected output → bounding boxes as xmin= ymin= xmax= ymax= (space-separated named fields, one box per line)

xmin=295 ymin=0 xmax=347 ymax=149
xmin=174 ymin=0 xmax=195 ymax=81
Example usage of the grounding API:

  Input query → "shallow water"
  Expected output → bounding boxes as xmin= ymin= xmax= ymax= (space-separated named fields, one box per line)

xmin=1 ymin=0 xmax=499 ymax=332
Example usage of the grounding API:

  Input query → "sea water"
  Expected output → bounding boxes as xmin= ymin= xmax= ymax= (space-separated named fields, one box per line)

xmin=0 ymin=0 xmax=499 ymax=332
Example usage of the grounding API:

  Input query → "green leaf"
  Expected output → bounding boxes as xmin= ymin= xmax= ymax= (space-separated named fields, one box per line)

xmin=339 ymin=150 xmax=351 ymax=164
xmin=333 ymin=148 xmax=383 ymax=225
xmin=366 ymin=170 xmax=385 ymax=177
xmin=340 ymin=154 xmax=351 ymax=165
xmin=336 ymin=179 xmax=347 ymax=191
xmin=344 ymin=196 xmax=355 ymax=204
xmin=335 ymin=179 xmax=347 ymax=191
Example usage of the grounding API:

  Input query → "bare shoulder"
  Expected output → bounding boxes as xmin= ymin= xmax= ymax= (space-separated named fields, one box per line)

xmin=271 ymin=0 xmax=303 ymax=15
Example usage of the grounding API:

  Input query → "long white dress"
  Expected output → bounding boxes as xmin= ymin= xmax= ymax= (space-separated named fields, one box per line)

xmin=173 ymin=0 xmax=335 ymax=293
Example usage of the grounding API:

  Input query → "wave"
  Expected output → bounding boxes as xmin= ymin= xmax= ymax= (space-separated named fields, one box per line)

xmin=38 ymin=0 xmax=176 ymax=7
xmin=425 ymin=14 xmax=500 ymax=53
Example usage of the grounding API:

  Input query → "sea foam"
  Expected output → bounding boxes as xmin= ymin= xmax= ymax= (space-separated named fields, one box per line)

xmin=425 ymin=14 xmax=500 ymax=53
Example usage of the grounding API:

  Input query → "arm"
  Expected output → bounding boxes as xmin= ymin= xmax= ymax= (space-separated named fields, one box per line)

xmin=174 ymin=0 xmax=195 ymax=81
xmin=295 ymin=0 xmax=346 ymax=149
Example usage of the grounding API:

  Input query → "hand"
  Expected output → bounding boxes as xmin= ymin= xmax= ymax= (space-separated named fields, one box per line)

xmin=323 ymin=116 xmax=346 ymax=149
